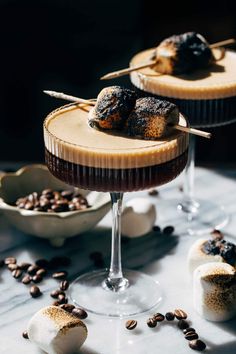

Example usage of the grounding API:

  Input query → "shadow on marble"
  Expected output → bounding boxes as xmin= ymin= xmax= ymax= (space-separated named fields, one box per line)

xmin=206 ymin=339 xmax=236 ymax=354
xmin=212 ymin=317 xmax=236 ymax=336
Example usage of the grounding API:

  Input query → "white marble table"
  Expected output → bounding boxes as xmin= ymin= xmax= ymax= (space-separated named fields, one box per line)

xmin=0 ymin=166 xmax=236 ymax=354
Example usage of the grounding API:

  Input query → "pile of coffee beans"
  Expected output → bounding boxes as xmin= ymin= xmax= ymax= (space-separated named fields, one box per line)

xmin=15 ymin=189 xmax=90 ymax=213
xmin=125 ymin=309 xmax=206 ymax=351
xmin=2 ymin=255 xmax=71 ymax=299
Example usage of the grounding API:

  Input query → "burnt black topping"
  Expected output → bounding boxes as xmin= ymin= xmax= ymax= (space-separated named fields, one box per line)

xmin=91 ymin=86 xmax=136 ymax=129
xmin=126 ymin=97 xmax=178 ymax=138
xmin=203 ymin=239 xmax=236 ymax=266
xmin=159 ymin=32 xmax=214 ymax=74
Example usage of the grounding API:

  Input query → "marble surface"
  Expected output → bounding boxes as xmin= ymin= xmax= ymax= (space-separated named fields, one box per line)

xmin=0 ymin=166 xmax=236 ymax=354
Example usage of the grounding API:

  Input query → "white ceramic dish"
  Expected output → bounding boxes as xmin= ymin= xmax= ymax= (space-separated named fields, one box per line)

xmin=0 ymin=165 xmax=110 ymax=246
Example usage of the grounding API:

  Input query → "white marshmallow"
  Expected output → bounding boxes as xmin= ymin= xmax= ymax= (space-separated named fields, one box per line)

xmin=121 ymin=198 xmax=156 ymax=237
xmin=187 ymin=238 xmax=224 ymax=275
xmin=193 ymin=262 xmax=236 ymax=322
xmin=28 ymin=306 xmax=87 ymax=354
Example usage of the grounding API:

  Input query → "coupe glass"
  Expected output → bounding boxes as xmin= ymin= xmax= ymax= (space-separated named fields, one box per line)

xmin=44 ymin=104 xmax=188 ymax=317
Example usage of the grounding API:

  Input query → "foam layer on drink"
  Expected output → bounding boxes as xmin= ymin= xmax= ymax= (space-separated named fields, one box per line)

xmin=44 ymin=104 xmax=188 ymax=169
xmin=130 ymin=49 xmax=236 ymax=100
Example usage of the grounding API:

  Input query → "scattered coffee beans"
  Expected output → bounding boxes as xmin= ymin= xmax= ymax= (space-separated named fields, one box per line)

xmin=5 ymin=257 xmax=16 ymax=265
xmin=52 ymin=271 xmax=68 ymax=280
xmin=153 ymin=225 xmax=161 ymax=232
xmin=22 ymin=275 xmax=32 ymax=284
xmin=177 ymin=319 xmax=189 ymax=330
xmin=163 ymin=226 xmax=175 ymax=235
xmin=19 ymin=262 xmax=31 ymax=271
xmin=185 ymin=331 xmax=199 ymax=341
xmin=50 ymin=289 xmax=65 ymax=299
xmin=8 ymin=263 xmax=18 ymax=271
xmin=60 ymin=304 xmax=75 ymax=313
xmin=189 ymin=339 xmax=206 ymax=351
xmin=60 ymin=280 xmax=69 ymax=291
xmin=165 ymin=312 xmax=175 ymax=321
xmin=153 ymin=313 xmax=165 ymax=322
xmin=27 ymin=265 xmax=40 ymax=276
xmin=36 ymin=268 xmax=47 ymax=277
xmin=174 ymin=309 xmax=188 ymax=320
xmin=211 ymin=229 xmax=223 ymax=240
xmin=72 ymin=308 xmax=88 ymax=320
xmin=12 ymin=269 xmax=22 ymax=279
xmin=22 ymin=331 xmax=29 ymax=339
xmin=32 ymin=274 xmax=42 ymax=284
xmin=30 ymin=285 xmax=42 ymax=298
xmin=148 ymin=189 xmax=159 ymax=196
xmin=147 ymin=318 xmax=157 ymax=328
xmin=125 ymin=319 xmax=137 ymax=330
xmin=183 ymin=327 xmax=196 ymax=335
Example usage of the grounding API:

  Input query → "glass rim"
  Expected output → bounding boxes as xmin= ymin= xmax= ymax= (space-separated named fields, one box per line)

xmin=43 ymin=103 xmax=187 ymax=152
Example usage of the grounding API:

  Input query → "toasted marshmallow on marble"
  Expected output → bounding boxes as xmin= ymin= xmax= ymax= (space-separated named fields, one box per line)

xmin=28 ymin=306 xmax=87 ymax=354
xmin=193 ymin=262 xmax=236 ymax=322
xmin=188 ymin=237 xmax=236 ymax=275
xmin=121 ymin=197 xmax=156 ymax=238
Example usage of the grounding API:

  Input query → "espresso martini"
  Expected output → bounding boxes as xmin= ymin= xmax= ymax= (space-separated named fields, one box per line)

xmin=44 ymin=104 xmax=188 ymax=192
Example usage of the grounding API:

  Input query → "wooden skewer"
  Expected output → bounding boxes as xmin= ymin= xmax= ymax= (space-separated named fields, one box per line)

xmin=44 ymin=90 xmax=211 ymax=139
xmin=173 ymin=125 xmax=211 ymax=139
xmin=43 ymin=90 xmax=96 ymax=106
xmin=100 ymin=38 xmax=236 ymax=80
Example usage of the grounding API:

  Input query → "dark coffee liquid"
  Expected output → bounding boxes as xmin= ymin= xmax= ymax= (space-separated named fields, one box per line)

xmin=45 ymin=149 xmax=188 ymax=192
xmin=134 ymin=87 xmax=236 ymax=128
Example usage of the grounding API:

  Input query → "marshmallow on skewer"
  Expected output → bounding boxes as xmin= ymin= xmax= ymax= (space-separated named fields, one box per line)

xmin=27 ymin=306 xmax=87 ymax=354
xmin=193 ymin=262 xmax=236 ymax=322
xmin=121 ymin=198 xmax=156 ymax=237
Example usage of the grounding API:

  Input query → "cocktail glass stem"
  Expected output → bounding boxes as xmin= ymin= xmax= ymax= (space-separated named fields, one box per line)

xmin=103 ymin=192 xmax=129 ymax=292
xmin=178 ymin=135 xmax=200 ymax=220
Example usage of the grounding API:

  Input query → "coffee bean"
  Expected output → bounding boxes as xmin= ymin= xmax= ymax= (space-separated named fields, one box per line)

xmin=24 ymin=202 xmax=34 ymax=210
xmin=148 ymin=189 xmax=159 ymax=196
xmin=211 ymin=229 xmax=223 ymax=241
xmin=8 ymin=263 xmax=19 ymax=271
xmin=50 ymin=289 xmax=65 ymax=299
xmin=32 ymin=275 xmax=43 ymax=283
xmin=165 ymin=312 xmax=175 ymax=321
xmin=185 ymin=332 xmax=199 ymax=341
xmin=19 ymin=262 xmax=31 ymax=271
xmin=12 ymin=269 xmax=23 ymax=279
xmin=183 ymin=327 xmax=196 ymax=335
xmin=153 ymin=313 xmax=164 ymax=322
xmin=36 ymin=268 xmax=47 ymax=277
xmin=60 ymin=304 xmax=75 ymax=313
xmin=57 ymin=294 xmax=68 ymax=304
xmin=28 ymin=192 xmax=39 ymax=203
xmin=189 ymin=339 xmax=206 ymax=351
xmin=0 ymin=259 xmax=4 ymax=268
xmin=174 ymin=309 xmax=188 ymax=320
xmin=30 ymin=285 xmax=42 ymax=298
xmin=28 ymin=265 xmax=40 ymax=275
xmin=147 ymin=318 xmax=157 ymax=328
xmin=153 ymin=225 xmax=161 ymax=232
xmin=60 ymin=280 xmax=69 ymax=291
xmin=22 ymin=275 xmax=32 ymax=284
xmin=125 ymin=319 xmax=137 ymax=330
xmin=177 ymin=319 xmax=189 ymax=330
xmin=22 ymin=331 xmax=29 ymax=339
xmin=163 ymin=226 xmax=175 ymax=235
xmin=52 ymin=301 xmax=60 ymax=306
xmin=42 ymin=189 xmax=53 ymax=197
xmin=5 ymin=257 xmax=16 ymax=265
xmin=68 ymin=203 xmax=76 ymax=211
xmin=52 ymin=271 xmax=68 ymax=280
xmin=61 ymin=190 xmax=74 ymax=199
xmin=72 ymin=308 xmax=88 ymax=320
xmin=51 ymin=204 xmax=65 ymax=212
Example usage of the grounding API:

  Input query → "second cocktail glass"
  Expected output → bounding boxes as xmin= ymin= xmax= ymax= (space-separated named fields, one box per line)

xmin=44 ymin=103 xmax=188 ymax=317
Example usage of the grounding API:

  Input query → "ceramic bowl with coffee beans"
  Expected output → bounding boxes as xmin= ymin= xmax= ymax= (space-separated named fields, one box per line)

xmin=0 ymin=165 xmax=110 ymax=246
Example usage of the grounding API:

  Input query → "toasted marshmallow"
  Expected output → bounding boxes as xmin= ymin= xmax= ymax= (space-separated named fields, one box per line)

xmin=188 ymin=238 xmax=224 ymax=274
xmin=121 ymin=198 xmax=156 ymax=237
xmin=28 ymin=306 xmax=87 ymax=354
xmin=193 ymin=262 xmax=236 ymax=322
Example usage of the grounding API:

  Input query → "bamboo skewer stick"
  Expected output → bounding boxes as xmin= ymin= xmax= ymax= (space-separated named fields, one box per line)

xmin=43 ymin=90 xmax=211 ymax=139
xmin=100 ymin=38 xmax=236 ymax=80
xmin=43 ymin=90 xmax=96 ymax=105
